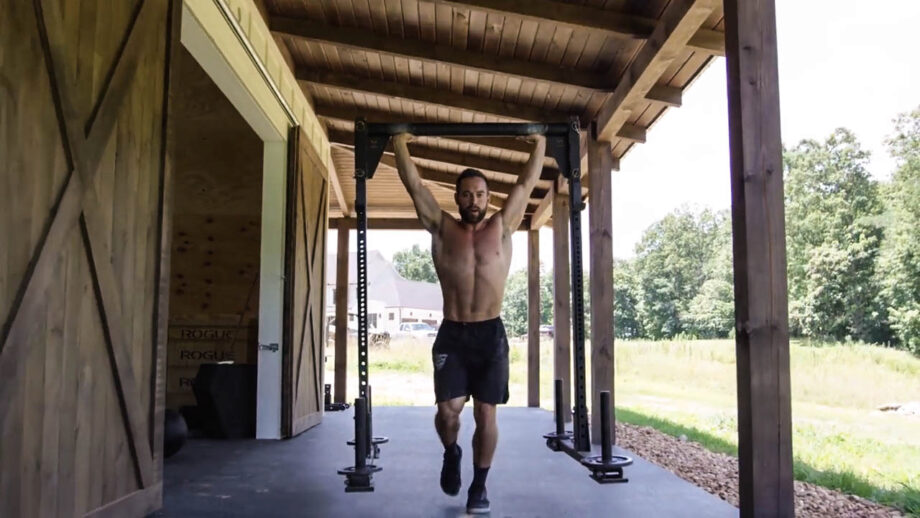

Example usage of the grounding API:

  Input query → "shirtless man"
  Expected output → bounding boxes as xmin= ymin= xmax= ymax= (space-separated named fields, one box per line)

xmin=393 ymin=132 xmax=546 ymax=514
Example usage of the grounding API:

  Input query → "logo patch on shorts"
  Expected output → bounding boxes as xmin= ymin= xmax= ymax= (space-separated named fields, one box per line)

xmin=433 ymin=354 xmax=448 ymax=371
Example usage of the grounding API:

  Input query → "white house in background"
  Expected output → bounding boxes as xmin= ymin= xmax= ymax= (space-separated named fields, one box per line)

xmin=326 ymin=250 xmax=443 ymax=334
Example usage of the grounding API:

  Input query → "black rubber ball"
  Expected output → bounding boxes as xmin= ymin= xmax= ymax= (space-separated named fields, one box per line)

xmin=164 ymin=409 xmax=188 ymax=459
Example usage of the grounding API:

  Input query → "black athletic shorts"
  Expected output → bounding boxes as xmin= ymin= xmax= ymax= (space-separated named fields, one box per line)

xmin=432 ymin=318 xmax=510 ymax=405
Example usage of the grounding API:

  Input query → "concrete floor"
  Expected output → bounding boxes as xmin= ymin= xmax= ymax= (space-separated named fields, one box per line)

xmin=152 ymin=406 xmax=738 ymax=517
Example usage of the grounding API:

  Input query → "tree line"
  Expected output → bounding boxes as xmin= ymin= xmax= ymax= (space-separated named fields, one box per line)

xmin=394 ymin=108 xmax=919 ymax=353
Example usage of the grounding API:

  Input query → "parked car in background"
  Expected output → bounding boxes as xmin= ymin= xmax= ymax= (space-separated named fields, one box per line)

xmin=397 ymin=322 xmax=438 ymax=338
xmin=539 ymin=325 xmax=554 ymax=338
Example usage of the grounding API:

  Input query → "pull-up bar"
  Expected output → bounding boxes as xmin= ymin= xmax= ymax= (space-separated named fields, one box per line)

xmin=354 ymin=119 xmax=582 ymax=182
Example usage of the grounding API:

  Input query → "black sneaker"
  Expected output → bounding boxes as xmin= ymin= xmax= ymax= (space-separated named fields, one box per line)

xmin=466 ymin=488 xmax=490 ymax=514
xmin=440 ymin=445 xmax=461 ymax=496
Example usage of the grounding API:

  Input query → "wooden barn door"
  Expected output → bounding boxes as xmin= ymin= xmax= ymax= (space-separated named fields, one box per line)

xmin=0 ymin=0 xmax=175 ymax=516
xmin=282 ymin=127 xmax=329 ymax=437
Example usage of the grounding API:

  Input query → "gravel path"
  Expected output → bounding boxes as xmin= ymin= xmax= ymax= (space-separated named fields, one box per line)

xmin=616 ymin=422 xmax=904 ymax=517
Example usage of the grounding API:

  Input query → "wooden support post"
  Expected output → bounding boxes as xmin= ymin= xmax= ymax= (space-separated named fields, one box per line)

xmin=527 ymin=229 xmax=541 ymax=407
xmin=724 ymin=0 xmax=794 ymax=516
xmin=588 ymin=129 xmax=615 ymax=444
xmin=334 ymin=219 xmax=350 ymax=403
xmin=552 ymin=188 xmax=572 ymax=422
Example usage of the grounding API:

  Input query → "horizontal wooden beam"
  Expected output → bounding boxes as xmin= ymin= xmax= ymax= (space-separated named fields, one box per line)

xmin=645 ymin=85 xmax=682 ymax=107
xmin=687 ymin=28 xmax=726 ymax=56
xmin=327 ymin=157 xmax=351 ymax=216
xmin=595 ymin=0 xmax=717 ymax=142
xmin=325 ymin=124 xmax=558 ymax=183
xmin=332 ymin=216 xmax=530 ymax=231
xmin=297 ymin=67 xmax=573 ymax=123
xmin=616 ymin=124 xmax=646 ymax=143
xmin=443 ymin=1 xmax=721 ymax=54
xmin=441 ymin=0 xmax=653 ymax=40
xmin=314 ymin=104 xmax=542 ymax=154
xmin=271 ymin=15 xmax=612 ymax=91
xmin=376 ymin=154 xmax=541 ymax=199
xmin=530 ymin=188 xmax=554 ymax=229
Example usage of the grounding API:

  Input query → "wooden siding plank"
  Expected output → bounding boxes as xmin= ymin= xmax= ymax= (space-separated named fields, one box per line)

xmin=38 ymin=250 xmax=67 ymax=518
xmin=56 ymin=244 xmax=82 ymax=517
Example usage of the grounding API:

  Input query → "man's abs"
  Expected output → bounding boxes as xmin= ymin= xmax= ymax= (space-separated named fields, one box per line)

xmin=433 ymin=217 xmax=511 ymax=322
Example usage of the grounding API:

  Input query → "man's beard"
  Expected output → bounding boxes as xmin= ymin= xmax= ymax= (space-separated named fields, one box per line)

xmin=460 ymin=206 xmax=486 ymax=224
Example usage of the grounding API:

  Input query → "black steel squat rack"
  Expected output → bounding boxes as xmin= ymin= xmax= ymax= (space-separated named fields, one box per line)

xmin=338 ymin=118 xmax=629 ymax=492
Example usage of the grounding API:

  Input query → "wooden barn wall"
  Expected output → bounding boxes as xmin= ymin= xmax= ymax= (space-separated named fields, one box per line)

xmin=166 ymin=47 xmax=263 ymax=411
xmin=0 ymin=0 xmax=174 ymax=516
xmin=282 ymin=127 xmax=329 ymax=437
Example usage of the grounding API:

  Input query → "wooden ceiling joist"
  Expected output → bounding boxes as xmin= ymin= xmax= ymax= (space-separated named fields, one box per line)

xmin=314 ymin=104 xmax=552 ymax=155
xmin=439 ymin=0 xmax=654 ymax=40
xmin=686 ymin=28 xmax=726 ymax=56
xmin=324 ymin=126 xmax=560 ymax=182
xmin=530 ymin=188 xmax=554 ymax=229
xmin=646 ymin=85 xmax=683 ymax=107
xmin=376 ymin=154 xmax=546 ymax=200
xmin=595 ymin=0 xmax=719 ymax=142
xmin=327 ymin=158 xmax=351 ymax=216
xmin=441 ymin=0 xmax=722 ymax=54
xmin=271 ymin=15 xmax=613 ymax=91
xmin=332 ymin=216 xmax=530 ymax=232
xmin=297 ymin=68 xmax=564 ymax=123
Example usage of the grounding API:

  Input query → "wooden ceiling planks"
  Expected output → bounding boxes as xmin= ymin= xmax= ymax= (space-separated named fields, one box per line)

xmin=261 ymin=0 xmax=724 ymax=229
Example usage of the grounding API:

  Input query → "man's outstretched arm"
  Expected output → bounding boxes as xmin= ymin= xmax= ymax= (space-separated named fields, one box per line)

xmin=393 ymin=133 xmax=443 ymax=234
xmin=501 ymin=135 xmax=546 ymax=234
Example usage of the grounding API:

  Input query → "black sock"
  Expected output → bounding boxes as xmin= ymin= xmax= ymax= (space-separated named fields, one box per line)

xmin=470 ymin=465 xmax=489 ymax=493
xmin=445 ymin=442 xmax=460 ymax=458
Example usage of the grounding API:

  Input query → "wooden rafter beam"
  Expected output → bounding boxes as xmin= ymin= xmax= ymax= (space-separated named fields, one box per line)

xmin=332 ymin=217 xmax=530 ymax=231
xmin=595 ymin=0 xmax=718 ymax=142
xmin=313 ymin=103 xmax=545 ymax=154
xmin=314 ymin=97 xmax=641 ymax=152
xmin=331 ymin=143 xmax=544 ymax=201
xmin=646 ymin=85 xmax=682 ymax=107
xmin=297 ymin=67 xmax=572 ymax=123
xmin=688 ymin=28 xmax=726 ymax=56
xmin=326 ymin=156 xmax=351 ymax=216
xmin=325 ymin=124 xmax=559 ymax=183
xmin=376 ymin=153 xmax=542 ymax=200
xmin=441 ymin=0 xmax=722 ymax=52
xmin=271 ymin=15 xmax=612 ymax=91
xmin=530 ymin=188 xmax=554 ymax=229
xmin=440 ymin=0 xmax=653 ymax=40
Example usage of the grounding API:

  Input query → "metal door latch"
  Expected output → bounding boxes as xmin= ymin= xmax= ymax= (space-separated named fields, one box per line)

xmin=259 ymin=343 xmax=279 ymax=352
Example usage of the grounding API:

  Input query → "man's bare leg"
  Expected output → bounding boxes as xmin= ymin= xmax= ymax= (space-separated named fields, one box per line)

xmin=467 ymin=399 xmax=496 ymax=513
xmin=472 ymin=400 xmax=498 ymax=467
xmin=436 ymin=396 xmax=466 ymax=496
xmin=435 ymin=396 xmax=466 ymax=447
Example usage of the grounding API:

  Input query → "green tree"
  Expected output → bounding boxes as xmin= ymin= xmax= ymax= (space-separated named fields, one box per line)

xmin=878 ymin=108 xmax=920 ymax=352
xmin=500 ymin=265 xmax=554 ymax=337
xmin=685 ymin=216 xmax=735 ymax=338
xmin=613 ymin=260 xmax=642 ymax=339
xmin=784 ymin=129 xmax=886 ymax=342
xmin=392 ymin=244 xmax=437 ymax=283
xmin=633 ymin=208 xmax=727 ymax=339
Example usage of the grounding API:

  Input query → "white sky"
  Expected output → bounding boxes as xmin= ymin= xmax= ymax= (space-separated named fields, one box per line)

xmin=330 ymin=0 xmax=920 ymax=273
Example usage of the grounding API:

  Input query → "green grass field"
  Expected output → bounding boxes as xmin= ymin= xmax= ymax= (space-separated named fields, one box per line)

xmin=325 ymin=336 xmax=920 ymax=513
